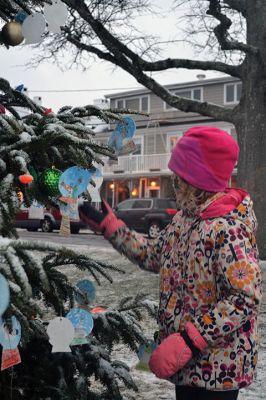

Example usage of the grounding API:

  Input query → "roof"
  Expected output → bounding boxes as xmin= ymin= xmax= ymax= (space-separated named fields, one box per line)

xmin=104 ymin=75 xmax=240 ymax=99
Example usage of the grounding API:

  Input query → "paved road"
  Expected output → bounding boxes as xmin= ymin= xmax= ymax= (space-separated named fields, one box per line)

xmin=17 ymin=229 xmax=109 ymax=247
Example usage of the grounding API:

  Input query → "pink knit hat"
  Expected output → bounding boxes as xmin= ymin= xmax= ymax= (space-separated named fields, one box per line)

xmin=168 ymin=126 xmax=239 ymax=192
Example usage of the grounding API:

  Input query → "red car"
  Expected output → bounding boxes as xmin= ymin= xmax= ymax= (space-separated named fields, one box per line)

xmin=15 ymin=204 xmax=86 ymax=234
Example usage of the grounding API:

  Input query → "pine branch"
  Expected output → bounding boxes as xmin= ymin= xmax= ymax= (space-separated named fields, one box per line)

xmin=0 ymin=75 xmax=151 ymax=399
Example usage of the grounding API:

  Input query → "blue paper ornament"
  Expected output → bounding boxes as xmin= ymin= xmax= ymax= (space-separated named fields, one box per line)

xmin=108 ymin=116 xmax=136 ymax=154
xmin=91 ymin=167 xmax=103 ymax=180
xmin=15 ymin=10 xmax=28 ymax=24
xmin=75 ymin=279 xmax=96 ymax=305
xmin=0 ymin=274 xmax=10 ymax=317
xmin=136 ymin=339 xmax=157 ymax=371
xmin=66 ymin=308 xmax=94 ymax=345
xmin=59 ymin=201 xmax=79 ymax=220
xmin=59 ymin=166 xmax=91 ymax=200
xmin=0 ymin=316 xmax=21 ymax=350
xmin=15 ymin=84 xmax=24 ymax=93
xmin=137 ymin=340 xmax=157 ymax=361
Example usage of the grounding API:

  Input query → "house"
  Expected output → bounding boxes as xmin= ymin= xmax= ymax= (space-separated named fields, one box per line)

xmin=95 ymin=75 xmax=241 ymax=206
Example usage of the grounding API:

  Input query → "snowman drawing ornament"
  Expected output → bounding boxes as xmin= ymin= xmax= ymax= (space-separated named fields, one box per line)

xmin=0 ymin=316 xmax=22 ymax=370
xmin=87 ymin=168 xmax=103 ymax=203
xmin=47 ymin=317 xmax=75 ymax=353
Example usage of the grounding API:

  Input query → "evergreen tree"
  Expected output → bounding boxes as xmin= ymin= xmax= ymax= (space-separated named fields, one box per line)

xmin=0 ymin=77 xmax=155 ymax=399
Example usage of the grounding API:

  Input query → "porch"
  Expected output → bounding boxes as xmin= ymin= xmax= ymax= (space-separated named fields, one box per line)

xmin=102 ymin=153 xmax=171 ymax=177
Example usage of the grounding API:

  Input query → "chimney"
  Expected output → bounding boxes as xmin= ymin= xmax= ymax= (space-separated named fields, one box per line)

xmin=196 ymin=74 xmax=206 ymax=80
xmin=93 ymin=98 xmax=109 ymax=110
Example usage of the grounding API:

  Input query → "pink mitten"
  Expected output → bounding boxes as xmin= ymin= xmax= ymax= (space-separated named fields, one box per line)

xmin=149 ymin=322 xmax=207 ymax=379
xmin=79 ymin=200 xmax=125 ymax=239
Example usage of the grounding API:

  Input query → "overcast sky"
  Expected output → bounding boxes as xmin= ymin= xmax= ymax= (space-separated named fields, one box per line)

xmin=0 ymin=1 xmax=223 ymax=111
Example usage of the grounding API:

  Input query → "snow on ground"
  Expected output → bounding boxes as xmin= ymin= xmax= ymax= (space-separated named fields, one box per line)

xmin=65 ymin=244 xmax=266 ymax=400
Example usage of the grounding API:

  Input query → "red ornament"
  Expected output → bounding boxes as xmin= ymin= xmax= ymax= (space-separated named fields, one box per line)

xmin=43 ymin=108 xmax=52 ymax=116
xmin=0 ymin=104 xmax=6 ymax=114
xmin=91 ymin=307 xmax=106 ymax=313
xmin=19 ymin=174 xmax=33 ymax=185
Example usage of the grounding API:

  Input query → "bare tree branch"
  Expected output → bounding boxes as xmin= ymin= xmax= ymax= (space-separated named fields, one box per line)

xmin=124 ymin=70 xmax=236 ymax=122
xmin=207 ymin=0 xmax=257 ymax=54
xmin=70 ymin=37 xmax=236 ymax=122
xmin=62 ymin=1 xmax=236 ymax=123
xmin=223 ymin=0 xmax=247 ymax=17
xmin=139 ymin=57 xmax=242 ymax=77
xmin=63 ymin=27 xmax=117 ymax=65
xmin=63 ymin=0 xmax=243 ymax=79
xmin=63 ymin=0 xmax=145 ymax=62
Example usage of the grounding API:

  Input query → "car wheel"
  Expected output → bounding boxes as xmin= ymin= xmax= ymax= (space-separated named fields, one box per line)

xmin=70 ymin=227 xmax=80 ymax=234
xmin=148 ymin=221 xmax=161 ymax=239
xmin=41 ymin=218 xmax=53 ymax=233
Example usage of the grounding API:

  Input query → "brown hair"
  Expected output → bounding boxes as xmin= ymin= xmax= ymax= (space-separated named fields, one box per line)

xmin=172 ymin=175 xmax=215 ymax=216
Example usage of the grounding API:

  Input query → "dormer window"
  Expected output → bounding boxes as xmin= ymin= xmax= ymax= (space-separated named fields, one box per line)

xmin=115 ymin=95 xmax=149 ymax=112
xmin=164 ymin=87 xmax=203 ymax=110
xmin=224 ymin=83 xmax=242 ymax=104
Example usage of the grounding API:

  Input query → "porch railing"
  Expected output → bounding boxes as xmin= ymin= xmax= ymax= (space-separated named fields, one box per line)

xmin=102 ymin=153 xmax=171 ymax=175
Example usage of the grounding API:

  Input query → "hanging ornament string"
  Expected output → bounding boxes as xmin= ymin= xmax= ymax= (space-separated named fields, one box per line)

xmin=10 ymin=367 xmax=13 ymax=400
xmin=9 ymin=345 xmax=14 ymax=400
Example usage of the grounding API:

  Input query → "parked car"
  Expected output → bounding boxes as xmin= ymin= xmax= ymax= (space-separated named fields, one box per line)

xmin=15 ymin=204 xmax=86 ymax=234
xmin=114 ymin=198 xmax=177 ymax=238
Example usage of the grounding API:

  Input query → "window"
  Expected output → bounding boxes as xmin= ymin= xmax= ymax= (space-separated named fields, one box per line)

xmin=169 ymin=136 xmax=179 ymax=151
xmin=175 ymin=90 xmax=191 ymax=99
xmin=165 ymin=88 xmax=203 ymax=110
xmin=125 ymin=98 xmax=139 ymax=110
xmin=117 ymin=100 xmax=124 ymax=109
xmin=131 ymin=137 xmax=142 ymax=155
xmin=117 ymin=199 xmax=135 ymax=210
xmin=193 ymin=89 xmax=202 ymax=101
xmin=115 ymin=96 xmax=149 ymax=112
xmin=141 ymin=96 xmax=149 ymax=112
xmin=132 ymin=200 xmax=152 ymax=209
xmin=224 ymin=83 xmax=242 ymax=104
xmin=167 ymin=133 xmax=183 ymax=152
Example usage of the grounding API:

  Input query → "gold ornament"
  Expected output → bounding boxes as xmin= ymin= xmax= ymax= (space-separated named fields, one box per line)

xmin=1 ymin=21 xmax=24 ymax=47
xmin=16 ymin=190 xmax=24 ymax=203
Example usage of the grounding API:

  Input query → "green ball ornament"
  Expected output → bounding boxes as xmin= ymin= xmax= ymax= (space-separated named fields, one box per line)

xmin=39 ymin=168 xmax=62 ymax=197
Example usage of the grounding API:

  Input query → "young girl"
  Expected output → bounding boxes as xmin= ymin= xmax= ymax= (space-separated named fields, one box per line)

xmin=79 ymin=126 xmax=262 ymax=400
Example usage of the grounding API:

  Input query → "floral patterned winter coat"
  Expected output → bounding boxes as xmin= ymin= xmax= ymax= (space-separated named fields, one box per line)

xmin=109 ymin=188 xmax=262 ymax=391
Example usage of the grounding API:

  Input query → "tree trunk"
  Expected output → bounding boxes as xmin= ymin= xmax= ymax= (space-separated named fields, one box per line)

xmin=236 ymin=0 xmax=266 ymax=259
xmin=236 ymin=111 xmax=266 ymax=260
